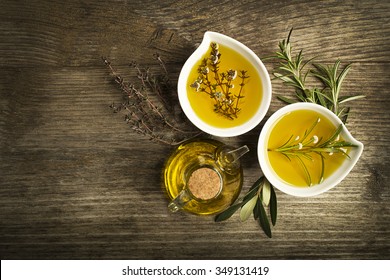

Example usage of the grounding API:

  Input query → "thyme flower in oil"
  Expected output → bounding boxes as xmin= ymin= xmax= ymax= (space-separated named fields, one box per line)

xmin=269 ymin=28 xmax=365 ymax=123
xmin=268 ymin=117 xmax=358 ymax=186
xmin=190 ymin=42 xmax=249 ymax=120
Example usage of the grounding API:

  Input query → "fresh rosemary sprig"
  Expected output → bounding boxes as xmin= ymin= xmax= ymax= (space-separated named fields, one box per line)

xmin=271 ymin=28 xmax=365 ymax=123
xmin=215 ymin=176 xmax=277 ymax=238
xmin=268 ymin=117 xmax=358 ymax=186
xmin=103 ymin=55 xmax=200 ymax=145
xmin=190 ymin=42 xmax=249 ymax=120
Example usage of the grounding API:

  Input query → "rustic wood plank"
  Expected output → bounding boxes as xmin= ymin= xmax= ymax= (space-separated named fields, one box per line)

xmin=0 ymin=0 xmax=389 ymax=260
xmin=131 ymin=0 xmax=390 ymax=62
xmin=0 ymin=0 xmax=194 ymax=67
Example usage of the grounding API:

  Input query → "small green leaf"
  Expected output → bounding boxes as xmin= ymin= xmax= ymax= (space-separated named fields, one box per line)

xmin=253 ymin=198 xmax=260 ymax=220
xmin=295 ymin=155 xmax=312 ymax=186
xmin=261 ymin=179 xmax=271 ymax=207
xmin=270 ymin=185 xmax=277 ymax=226
xmin=336 ymin=62 xmax=351 ymax=88
xmin=339 ymin=106 xmax=350 ymax=123
xmin=277 ymin=95 xmax=297 ymax=104
xmin=240 ymin=195 xmax=258 ymax=222
xmin=215 ymin=202 xmax=242 ymax=222
xmin=321 ymin=124 xmax=343 ymax=145
xmin=338 ymin=95 xmax=365 ymax=104
xmin=316 ymin=90 xmax=333 ymax=106
xmin=272 ymin=29 xmax=362 ymax=123
xmin=301 ymin=117 xmax=320 ymax=142
xmin=258 ymin=197 xmax=272 ymax=238
xmin=242 ymin=177 xmax=263 ymax=203
xmin=318 ymin=152 xmax=325 ymax=184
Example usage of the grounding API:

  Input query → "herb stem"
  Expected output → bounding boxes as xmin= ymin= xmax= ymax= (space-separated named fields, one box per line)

xmin=268 ymin=117 xmax=357 ymax=186
xmin=190 ymin=43 xmax=248 ymax=120
xmin=270 ymin=28 xmax=365 ymax=123
xmin=103 ymin=56 xmax=201 ymax=145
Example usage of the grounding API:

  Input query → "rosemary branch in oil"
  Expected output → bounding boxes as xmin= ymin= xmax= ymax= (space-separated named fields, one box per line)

xmin=268 ymin=117 xmax=358 ymax=186
xmin=270 ymin=28 xmax=365 ymax=123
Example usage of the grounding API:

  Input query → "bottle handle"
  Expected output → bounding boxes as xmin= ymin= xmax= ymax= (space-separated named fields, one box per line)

xmin=168 ymin=188 xmax=193 ymax=213
xmin=224 ymin=145 xmax=250 ymax=164
xmin=217 ymin=145 xmax=249 ymax=172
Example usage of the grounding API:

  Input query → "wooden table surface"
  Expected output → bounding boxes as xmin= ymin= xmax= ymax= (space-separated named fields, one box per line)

xmin=1 ymin=0 xmax=389 ymax=260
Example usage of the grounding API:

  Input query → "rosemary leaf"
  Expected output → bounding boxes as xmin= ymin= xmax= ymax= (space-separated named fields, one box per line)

xmin=296 ymin=155 xmax=312 ymax=186
xmin=339 ymin=107 xmax=350 ymax=123
xmin=317 ymin=90 xmax=333 ymax=105
xmin=311 ymin=63 xmax=332 ymax=85
xmin=338 ymin=95 xmax=366 ymax=104
xmin=301 ymin=117 xmax=320 ymax=142
xmin=318 ymin=152 xmax=325 ymax=184
xmin=277 ymin=95 xmax=297 ymax=104
xmin=270 ymin=28 xmax=364 ymax=123
xmin=269 ymin=116 xmax=358 ymax=187
xmin=320 ymin=124 xmax=343 ymax=146
xmin=336 ymin=61 xmax=351 ymax=87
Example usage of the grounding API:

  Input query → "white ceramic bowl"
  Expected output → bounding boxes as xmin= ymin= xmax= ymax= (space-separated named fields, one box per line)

xmin=258 ymin=103 xmax=364 ymax=197
xmin=178 ymin=31 xmax=272 ymax=137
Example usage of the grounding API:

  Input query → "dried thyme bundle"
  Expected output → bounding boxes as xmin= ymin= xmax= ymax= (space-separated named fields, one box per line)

xmin=103 ymin=55 xmax=200 ymax=145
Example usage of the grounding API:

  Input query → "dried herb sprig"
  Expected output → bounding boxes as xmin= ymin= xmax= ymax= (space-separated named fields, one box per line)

xmin=215 ymin=176 xmax=277 ymax=238
xmin=103 ymin=56 xmax=200 ymax=145
xmin=190 ymin=42 xmax=249 ymax=120
xmin=270 ymin=28 xmax=365 ymax=123
xmin=268 ymin=117 xmax=358 ymax=186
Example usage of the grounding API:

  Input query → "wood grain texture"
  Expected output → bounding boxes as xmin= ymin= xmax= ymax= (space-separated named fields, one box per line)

xmin=0 ymin=0 xmax=389 ymax=259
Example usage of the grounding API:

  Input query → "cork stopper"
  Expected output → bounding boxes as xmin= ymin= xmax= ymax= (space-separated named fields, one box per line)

xmin=188 ymin=167 xmax=221 ymax=200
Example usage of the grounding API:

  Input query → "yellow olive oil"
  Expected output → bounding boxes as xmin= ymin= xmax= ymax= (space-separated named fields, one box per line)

xmin=187 ymin=43 xmax=263 ymax=128
xmin=163 ymin=139 xmax=243 ymax=215
xmin=267 ymin=109 xmax=347 ymax=187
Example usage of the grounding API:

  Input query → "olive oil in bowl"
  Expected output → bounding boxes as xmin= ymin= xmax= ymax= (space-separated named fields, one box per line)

xmin=187 ymin=43 xmax=263 ymax=128
xmin=258 ymin=103 xmax=363 ymax=197
xmin=177 ymin=31 xmax=272 ymax=137
xmin=267 ymin=109 xmax=347 ymax=187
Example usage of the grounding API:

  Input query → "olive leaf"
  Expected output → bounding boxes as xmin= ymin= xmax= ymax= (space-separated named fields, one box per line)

xmin=262 ymin=179 xmax=271 ymax=206
xmin=253 ymin=198 xmax=260 ymax=220
xmin=215 ymin=202 xmax=243 ymax=222
xmin=215 ymin=176 xmax=278 ymax=238
xmin=270 ymin=182 xmax=277 ymax=226
xmin=257 ymin=197 xmax=272 ymax=238
xmin=242 ymin=181 xmax=261 ymax=203
xmin=240 ymin=195 xmax=257 ymax=222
